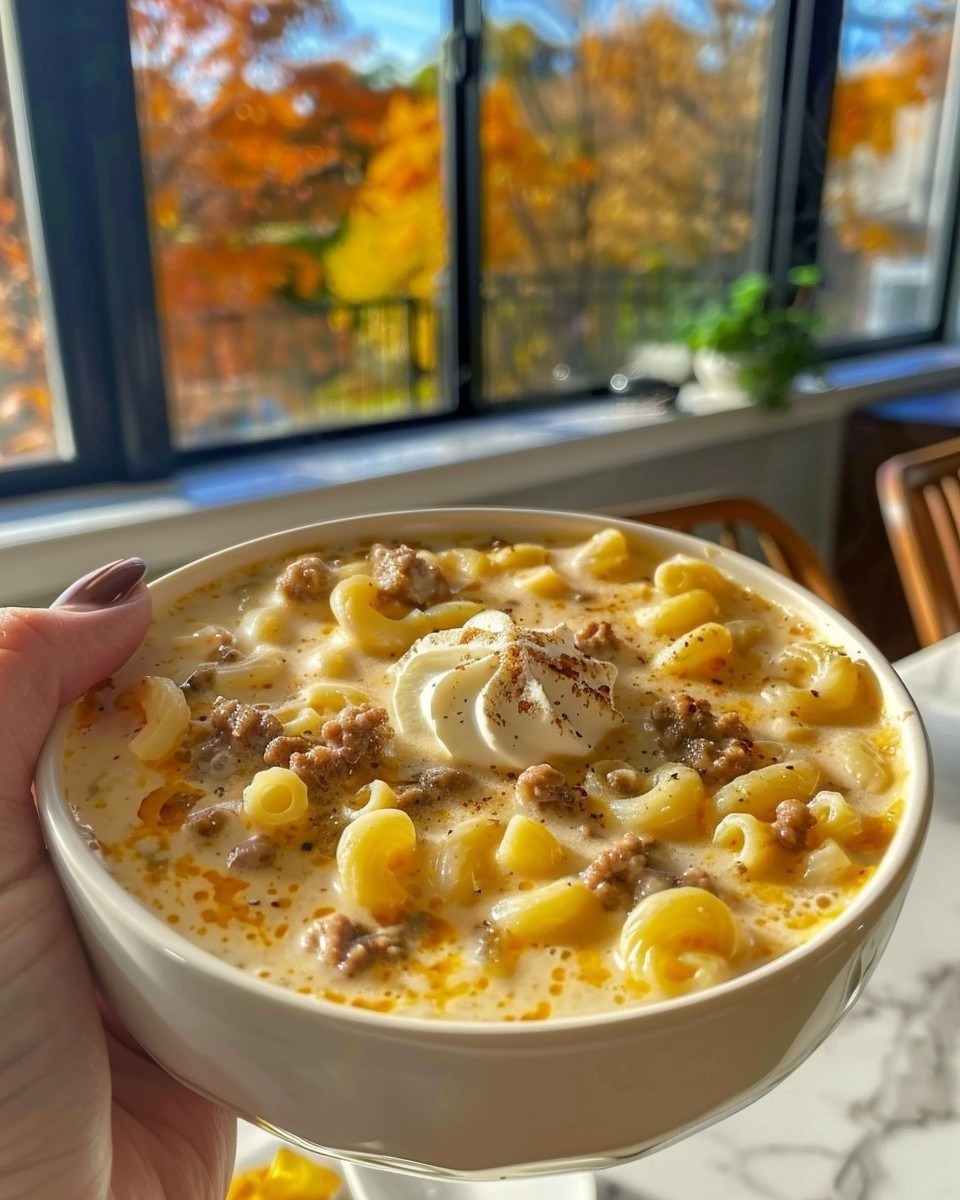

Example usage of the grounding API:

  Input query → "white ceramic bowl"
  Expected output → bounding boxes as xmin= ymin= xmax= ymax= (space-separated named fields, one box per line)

xmin=36 ymin=508 xmax=931 ymax=1179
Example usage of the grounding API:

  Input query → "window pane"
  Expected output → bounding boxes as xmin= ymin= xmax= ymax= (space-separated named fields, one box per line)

xmin=817 ymin=2 xmax=958 ymax=339
xmin=130 ymin=1 xmax=449 ymax=449
xmin=480 ymin=0 xmax=775 ymax=404
xmin=0 ymin=22 xmax=65 ymax=468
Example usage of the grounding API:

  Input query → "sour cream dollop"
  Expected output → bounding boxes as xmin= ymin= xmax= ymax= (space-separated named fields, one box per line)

xmin=391 ymin=610 xmax=623 ymax=770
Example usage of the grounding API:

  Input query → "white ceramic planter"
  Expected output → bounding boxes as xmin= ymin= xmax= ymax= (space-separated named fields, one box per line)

xmin=626 ymin=342 xmax=693 ymax=386
xmin=692 ymin=348 xmax=750 ymax=400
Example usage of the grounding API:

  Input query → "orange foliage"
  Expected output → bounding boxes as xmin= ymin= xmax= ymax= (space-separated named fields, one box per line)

xmin=157 ymin=242 xmax=325 ymax=314
xmin=826 ymin=26 xmax=952 ymax=257
xmin=132 ymin=0 xmax=397 ymax=317
xmin=829 ymin=51 xmax=930 ymax=161
xmin=328 ymin=5 xmax=767 ymax=305
xmin=324 ymin=94 xmax=444 ymax=304
xmin=0 ymin=121 xmax=54 ymax=461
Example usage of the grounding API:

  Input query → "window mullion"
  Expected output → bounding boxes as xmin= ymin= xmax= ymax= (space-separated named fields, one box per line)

xmin=768 ymin=0 xmax=843 ymax=304
xmin=445 ymin=0 xmax=483 ymax=414
xmin=12 ymin=0 xmax=173 ymax=488
xmin=930 ymin=4 xmax=960 ymax=340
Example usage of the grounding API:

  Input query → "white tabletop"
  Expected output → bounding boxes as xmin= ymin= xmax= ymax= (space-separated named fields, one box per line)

xmin=236 ymin=636 xmax=960 ymax=1198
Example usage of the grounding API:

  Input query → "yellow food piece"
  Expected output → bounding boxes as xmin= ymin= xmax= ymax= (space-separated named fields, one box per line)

xmin=515 ymin=564 xmax=567 ymax=598
xmin=492 ymin=877 xmax=600 ymax=943
xmin=336 ymin=807 xmax=417 ymax=921
xmin=646 ymin=588 xmax=719 ymax=638
xmin=128 ymin=675 xmax=190 ymax=762
xmin=618 ymin=887 xmax=739 ymax=996
xmin=227 ymin=1148 xmax=341 ymax=1199
xmin=243 ymin=767 xmax=309 ymax=828
xmin=487 ymin=542 xmax=549 ymax=571
xmin=575 ymin=527 xmax=630 ymax=578
xmin=496 ymin=814 xmax=566 ymax=878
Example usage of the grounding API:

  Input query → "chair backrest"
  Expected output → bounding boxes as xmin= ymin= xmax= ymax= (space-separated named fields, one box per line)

xmin=877 ymin=435 xmax=960 ymax=646
xmin=612 ymin=494 xmax=851 ymax=618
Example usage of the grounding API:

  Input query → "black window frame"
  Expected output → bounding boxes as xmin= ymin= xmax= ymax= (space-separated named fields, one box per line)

xmin=0 ymin=0 xmax=957 ymax=501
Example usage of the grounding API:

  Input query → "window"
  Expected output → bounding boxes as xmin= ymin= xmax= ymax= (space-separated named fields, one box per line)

xmin=817 ymin=0 xmax=960 ymax=340
xmin=0 ymin=1 xmax=958 ymax=499
xmin=130 ymin=0 xmax=450 ymax=448
xmin=480 ymin=0 xmax=776 ymax=403
xmin=0 ymin=11 xmax=65 ymax=469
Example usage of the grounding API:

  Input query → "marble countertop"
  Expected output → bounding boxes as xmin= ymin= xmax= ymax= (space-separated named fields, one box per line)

xmin=236 ymin=637 xmax=960 ymax=1200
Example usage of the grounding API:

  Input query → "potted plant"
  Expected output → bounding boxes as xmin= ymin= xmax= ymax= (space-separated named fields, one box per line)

xmin=685 ymin=266 xmax=822 ymax=411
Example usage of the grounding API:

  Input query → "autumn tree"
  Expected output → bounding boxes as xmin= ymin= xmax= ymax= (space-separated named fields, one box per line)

xmin=326 ymin=2 xmax=771 ymax=395
xmin=130 ymin=0 xmax=400 ymax=313
xmin=824 ymin=6 xmax=954 ymax=257
xmin=0 ymin=103 xmax=53 ymax=461
xmin=130 ymin=0 xmax=433 ymax=434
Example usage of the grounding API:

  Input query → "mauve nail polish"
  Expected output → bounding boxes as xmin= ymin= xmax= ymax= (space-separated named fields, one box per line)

xmin=52 ymin=558 xmax=148 ymax=609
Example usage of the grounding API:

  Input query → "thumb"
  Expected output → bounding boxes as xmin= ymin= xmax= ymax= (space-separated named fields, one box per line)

xmin=0 ymin=558 xmax=151 ymax=885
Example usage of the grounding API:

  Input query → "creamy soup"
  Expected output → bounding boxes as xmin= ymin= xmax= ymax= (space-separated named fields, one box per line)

xmin=63 ymin=526 xmax=907 ymax=1021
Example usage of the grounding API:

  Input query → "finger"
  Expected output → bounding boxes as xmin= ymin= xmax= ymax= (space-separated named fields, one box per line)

xmin=0 ymin=558 xmax=151 ymax=884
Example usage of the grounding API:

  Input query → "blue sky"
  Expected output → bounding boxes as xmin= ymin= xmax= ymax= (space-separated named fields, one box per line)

xmin=288 ymin=1 xmax=946 ymax=75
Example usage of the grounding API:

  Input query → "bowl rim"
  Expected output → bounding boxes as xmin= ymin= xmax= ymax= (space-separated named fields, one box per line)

xmin=36 ymin=505 xmax=933 ymax=1038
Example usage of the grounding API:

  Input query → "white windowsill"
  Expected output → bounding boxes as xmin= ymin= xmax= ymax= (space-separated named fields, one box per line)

xmin=3 ymin=344 xmax=960 ymax=604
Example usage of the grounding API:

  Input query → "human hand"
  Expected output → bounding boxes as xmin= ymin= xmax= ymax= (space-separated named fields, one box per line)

xmin=0 ymin=559 xmax=236 ymax=1200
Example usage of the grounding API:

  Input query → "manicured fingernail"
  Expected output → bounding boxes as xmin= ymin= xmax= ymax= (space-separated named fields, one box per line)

xmin=52 ymin=558 xmax=148 ymax=609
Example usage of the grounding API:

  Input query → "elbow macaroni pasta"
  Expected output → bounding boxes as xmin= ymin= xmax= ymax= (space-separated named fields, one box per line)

xmin=347 ymin=778 xmax=401 ymax=818
xmin=808 ymin=790 xmax=862 ymax=842
xmin=804 ymin=839 xmax=856 ymax=886
xmin=617 ymin=887 xmax=739 ymax=997
xmin=653 ymin=556 xmax=730 ymax=597
xmin=330 ymin=574 xmax=482 ymax=654
xmin=607 ymin=763 xmax=704 ymax=839
xmin=514 ymin=564 xmax=568 ymax=598
xmin=765 ymin=643 xmax=880 ymax=725
xmin=496 ymin=814 xmax=566 ymax=878
xmin=714 ymin=760 xmax=819 ymax=820
xmin=492 ymin=877 xmax=599 ymax=944
xmin=65 ymin=520 xmax=910 ymax=1021
xmin=645 ymin=588 xmax=719 ymax=638
xmin=575 ymin=528 xmax=631 ymax=579
xmin=336 ymin=807 xmax=417 ymax=921
xmin=128 ymin=676 xmax=190 ymax=762
xmin=713 ymin=813 xmax=777 ymax=875
xmin=243 ymin=767 xmax=309 ymax=828
xmin=435 ymin=816 xmax=502 ymax=905
xmin=654 ymin=621 xmax=734 ymax=677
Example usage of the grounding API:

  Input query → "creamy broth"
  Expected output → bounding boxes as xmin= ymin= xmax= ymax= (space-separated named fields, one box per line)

xmin=63 ymin=527 xmax=907 ymax=1021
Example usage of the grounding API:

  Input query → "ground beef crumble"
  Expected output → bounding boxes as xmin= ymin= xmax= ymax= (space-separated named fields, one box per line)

xmin=396 ymin=765 xmax=473 ymax=807
xmin=277 ymin=555 xmax=333 ymax=602
xmin=515 ymin=763 xmax=582 ymax=810
xmin=771 ymin=798 xmax=816 ymax=850
xmin=574 ymin=619 xmax=619 ymax=656
xmin=181 ymin=634 xmax=241 ymax=693
xmin=182 ymin=806 xmax=231 ymax=837
xmin=648 ymin=693 xmax=759 ymax=784
xmin=263 ymin=704 xmax=392 ymax=793
xmin=196 ymin=697 xmax=283 ymax=761
xmin=303 ymin=912 xmax=406 ymax=977
xmin=369 ymin=543 xmax=451 ymax=609
xmin=582 ymin=832 xmax=652 ymax=908
xmin=582 ymin=833 xmax=715 ymax=908
xmin=226 ymin=834 xmax=277 ymax=871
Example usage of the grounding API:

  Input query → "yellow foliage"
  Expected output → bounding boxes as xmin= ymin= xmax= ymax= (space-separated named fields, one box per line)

xmin=325 ymin=95 xmax=445 ymax=303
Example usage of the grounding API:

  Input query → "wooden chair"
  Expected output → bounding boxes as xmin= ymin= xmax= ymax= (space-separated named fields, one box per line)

xmin=611 ymin=494 xmax=851 ymax=618
xmin=877 ymin=435 xmax=960 ymax=646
